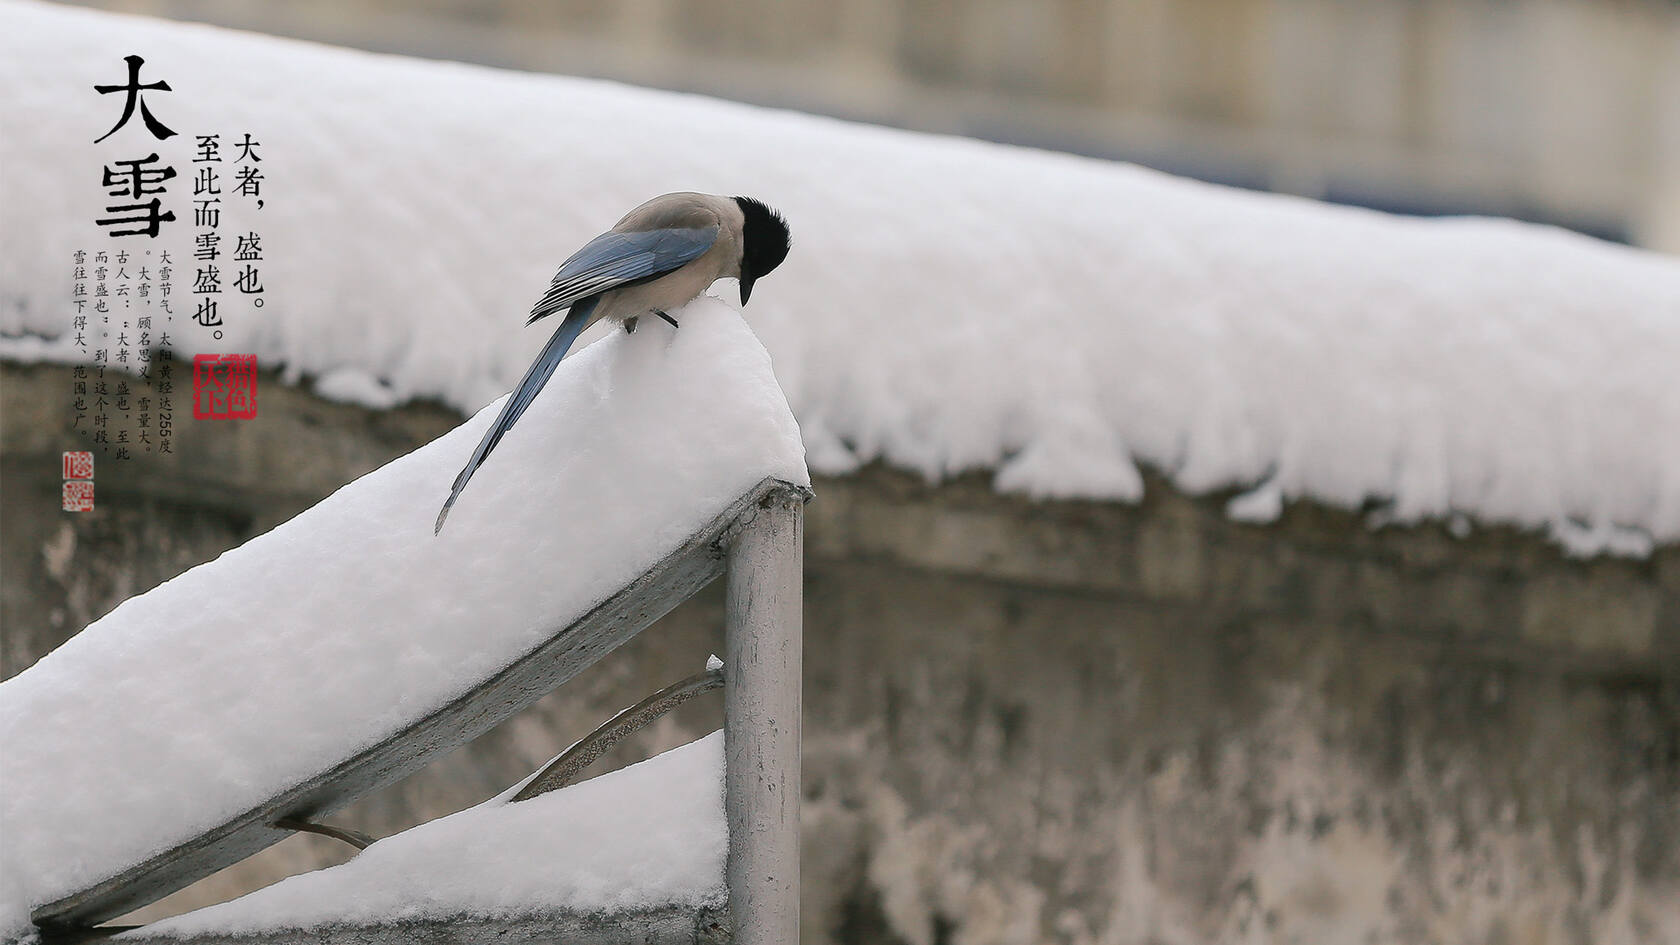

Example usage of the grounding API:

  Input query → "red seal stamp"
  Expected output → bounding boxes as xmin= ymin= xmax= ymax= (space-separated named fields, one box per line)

xmin=63 ymin=451 xmax=94 ymax=480
xmin=193 ymin=354 xmax=258 ymax=420
xmin=62 ymin=480 xmax=95 ymax=512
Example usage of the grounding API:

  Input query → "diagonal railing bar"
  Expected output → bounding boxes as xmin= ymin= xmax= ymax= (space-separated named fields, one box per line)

xmin=512 ymin=666 xmax=726 ymax=802
xmin=110 ymin=905 xmax=730 ymax=945
xmin=34 ymin=477 xmax=810 ymax=936
xmin=271 ymin=818 xmax=374 ymax=851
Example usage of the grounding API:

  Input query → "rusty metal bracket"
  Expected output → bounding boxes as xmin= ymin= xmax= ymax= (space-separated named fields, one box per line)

xmin=512 ymin=666 xmax=725 ymax=802
xmin=272 ymin=818 xmax=375 ymax=851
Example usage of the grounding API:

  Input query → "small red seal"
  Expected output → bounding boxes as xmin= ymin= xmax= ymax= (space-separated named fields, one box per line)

xmin=63 ymin=451 xmax=94 ymax=480
xmin=62 ymin=480 xmax=95 ymax=512
xmin=193 ymin=354 xmax=258 ymax=420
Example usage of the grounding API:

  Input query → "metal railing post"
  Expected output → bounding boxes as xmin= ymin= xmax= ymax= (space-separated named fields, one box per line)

xmin=723 ymin=488 xmax=803 ymax=945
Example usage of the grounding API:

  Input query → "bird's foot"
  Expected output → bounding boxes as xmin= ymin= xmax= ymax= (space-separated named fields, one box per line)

xmin=656 ymin=310 xmax=679 ymax=329
xmin=624 ymin=316 xmax=638 ymax=334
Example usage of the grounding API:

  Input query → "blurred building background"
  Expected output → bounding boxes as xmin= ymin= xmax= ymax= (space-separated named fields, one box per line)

xmin=57 ymin=0 xmax=1680 ymax=253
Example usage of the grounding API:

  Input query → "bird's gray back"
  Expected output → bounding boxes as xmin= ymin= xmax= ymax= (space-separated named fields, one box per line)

xmin=613 ymin=192 xmax=737 ymax=234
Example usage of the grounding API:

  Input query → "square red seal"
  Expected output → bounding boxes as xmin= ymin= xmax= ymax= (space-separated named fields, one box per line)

xmin=63 ymin=450 xmax=94 ymax=480
xmin=193 ymin=354 xmax=259 ymax=420
xmin=62 ymin=480 xmax=95 ymax=512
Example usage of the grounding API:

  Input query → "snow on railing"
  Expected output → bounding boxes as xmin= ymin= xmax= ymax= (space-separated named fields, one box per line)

xmin=1 ymin=300 xmax=810 ymax=945
xmin=110 ymin=481 xmax=806 ymax=945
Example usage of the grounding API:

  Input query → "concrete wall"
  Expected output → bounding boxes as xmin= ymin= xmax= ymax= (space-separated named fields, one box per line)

xmin=63 ymin=0 xmax=1680 ymax=250
xmin=3 ymin=361 xmax=1677 ymax=943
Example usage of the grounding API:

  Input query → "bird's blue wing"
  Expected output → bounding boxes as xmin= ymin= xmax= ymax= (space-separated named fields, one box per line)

xmin=528 ymin=225 xmax=719 ymax=324
xmin=435 ymin=296 xmax=599 ymax=534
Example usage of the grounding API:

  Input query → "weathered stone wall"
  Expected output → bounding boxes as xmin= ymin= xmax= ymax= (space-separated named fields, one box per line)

xmin=3 ymin=361 xmax=1676 ymax=943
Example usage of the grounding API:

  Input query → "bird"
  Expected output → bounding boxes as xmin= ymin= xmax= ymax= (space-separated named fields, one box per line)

xmin=434 ymin=192 xmax=791 ymax=534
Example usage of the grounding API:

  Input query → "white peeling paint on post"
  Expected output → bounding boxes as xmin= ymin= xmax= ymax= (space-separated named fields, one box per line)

xmin=724 ymin=488 xmax=804 ymax=945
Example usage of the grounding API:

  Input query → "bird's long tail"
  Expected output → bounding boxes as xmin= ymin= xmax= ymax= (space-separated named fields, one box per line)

xmin=435 ymin=297 xmax=599 ymax=535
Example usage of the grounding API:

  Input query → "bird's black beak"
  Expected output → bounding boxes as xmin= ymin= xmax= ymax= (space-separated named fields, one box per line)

xmin=739 ymin=273 xmax=756 ymax=306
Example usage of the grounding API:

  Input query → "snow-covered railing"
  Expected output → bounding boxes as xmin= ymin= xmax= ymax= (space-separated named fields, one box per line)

xmin=2 ymin=301 xmax=811 ymax=944
xmin=89 ymin=479 xmax=806 ymax=945
xmin=42 ymin=478 xmax=806 ymax=945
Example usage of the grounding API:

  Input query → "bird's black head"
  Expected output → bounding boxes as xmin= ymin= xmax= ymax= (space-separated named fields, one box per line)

xmin=734 ymin=196 xmax=790 ymax=305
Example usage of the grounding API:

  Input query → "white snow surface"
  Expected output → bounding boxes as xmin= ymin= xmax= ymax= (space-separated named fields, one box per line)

xmin=2 ymin=0 xmax=1678 ymax=555
xmin=133 ymin=732 xmax=728 ymax=935
xmin=0 ymin=298 xmax=806 ymax=939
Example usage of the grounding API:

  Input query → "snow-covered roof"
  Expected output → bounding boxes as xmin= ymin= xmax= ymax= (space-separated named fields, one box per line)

xmin=3 ymin=0 xmax=1677 ymax=554
xmin=0 ymin=299 xmax=805 ymax=940
xmin=132 ymin=733 xmax=727 ymax=936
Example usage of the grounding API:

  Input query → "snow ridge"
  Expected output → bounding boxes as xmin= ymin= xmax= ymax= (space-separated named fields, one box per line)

xmin=3 ymin=0 xmax=1678 ymax=553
